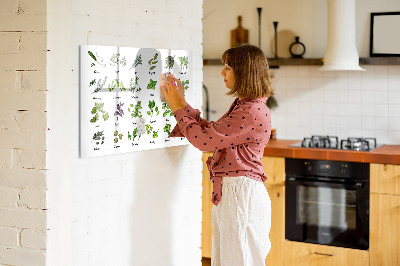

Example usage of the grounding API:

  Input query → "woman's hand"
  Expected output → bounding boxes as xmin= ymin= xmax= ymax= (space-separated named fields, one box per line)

xmin=161 ymin=76 xmax=184 ymax=113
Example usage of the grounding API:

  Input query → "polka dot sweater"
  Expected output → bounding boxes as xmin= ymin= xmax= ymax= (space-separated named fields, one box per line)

xmin=169 ymin=97 xmax=272 ymax=206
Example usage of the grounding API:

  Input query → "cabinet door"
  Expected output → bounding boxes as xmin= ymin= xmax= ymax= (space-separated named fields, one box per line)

xmin=202 ymin=152 xmax=213 ymax=258
xmin=370 ymin=163 xmax=400 ymax=195
xmin=261 ymin=156 xmax=285 ymax=185
xmin=284 ymin=241 xmax=369 ymax=266
xmin=264 ymin=184 xmax=284 ymax=266
xmin=370 ymin=193 xmax=400 ymax=266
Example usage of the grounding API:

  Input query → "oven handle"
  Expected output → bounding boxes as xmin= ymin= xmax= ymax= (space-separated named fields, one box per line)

xmin=286 ymin=177 xmax=364 ymax=189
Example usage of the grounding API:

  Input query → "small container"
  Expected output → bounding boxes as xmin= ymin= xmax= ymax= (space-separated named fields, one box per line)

xmin=270 ymin=129 xmax=277 ymax=140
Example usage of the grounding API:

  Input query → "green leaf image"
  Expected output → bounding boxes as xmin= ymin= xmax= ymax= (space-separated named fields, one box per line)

xmin=129 ymin=101 xmax=142 ymax=118
xmin=178 ymin=56 xmax=189 ymax=72
xmin=145 ymin=124 xmax=153 ymax=135
xmin=152 ymin=130 xmax=159 ymax=138
xmin=132 ymin=54 xmax=142 ymax=69
xmin=164 ymin=55 xmax=175 ymax=70
xmin=149 ymin=66 xmax=156 ymax=70
xmin=90 ymin=102 xmax=109 ymax=123
xmin=102 ymin=112 xmax=109 ymax=121
xmin=164 ymin=124 xmax=172 ymax=134
xmin=147 ymin=79 xmax=157 ymax=90
xmin=88 ymin=51 xmax=97 ymax=62
xmin=89 ymin=79 xmax=96 ymax=87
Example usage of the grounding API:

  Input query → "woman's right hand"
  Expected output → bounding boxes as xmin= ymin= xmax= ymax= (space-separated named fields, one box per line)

xmin=167 ymin=75 xmax=187 ymax=108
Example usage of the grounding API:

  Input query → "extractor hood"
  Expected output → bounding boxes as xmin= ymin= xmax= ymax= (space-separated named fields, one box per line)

xmin=320 ymin=0 xmax=365 ymax=71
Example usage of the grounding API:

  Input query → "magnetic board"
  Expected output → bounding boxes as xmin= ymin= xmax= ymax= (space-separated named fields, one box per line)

xmin=80 ymin=45 xmax=193 ymax=157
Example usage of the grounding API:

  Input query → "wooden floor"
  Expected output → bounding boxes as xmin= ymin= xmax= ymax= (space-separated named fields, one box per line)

xmin=202 ymin=257 xmax=211 ymax=266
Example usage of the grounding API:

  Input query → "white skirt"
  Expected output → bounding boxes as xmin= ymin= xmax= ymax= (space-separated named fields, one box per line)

xmin=212 ymin=176 xmax=271 ymax=266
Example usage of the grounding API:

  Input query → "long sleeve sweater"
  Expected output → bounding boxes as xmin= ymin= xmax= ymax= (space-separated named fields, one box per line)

xmin=169 ymin=97 xmax=272 ymax=205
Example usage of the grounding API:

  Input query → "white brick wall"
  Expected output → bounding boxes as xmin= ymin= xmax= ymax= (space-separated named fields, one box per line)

xmin=0 ymin=0 xmax=48 ymax=265
xmin=46 ymin=0 xmax=203 ymax=266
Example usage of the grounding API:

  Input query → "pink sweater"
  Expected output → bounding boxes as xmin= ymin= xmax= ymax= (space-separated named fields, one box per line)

xmin=169 ymin=97 xmax=271 ymax=205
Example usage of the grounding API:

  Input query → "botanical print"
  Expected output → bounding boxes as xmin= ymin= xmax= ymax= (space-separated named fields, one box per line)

xmin=80 ymin=45 xmax=193 ymax=157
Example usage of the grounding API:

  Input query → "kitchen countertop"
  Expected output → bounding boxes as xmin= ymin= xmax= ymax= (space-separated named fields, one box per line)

xmin=263 ymin=139 xmax=400 ymax=165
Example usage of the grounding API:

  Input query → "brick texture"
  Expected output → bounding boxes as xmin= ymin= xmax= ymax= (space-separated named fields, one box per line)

xmin=0 ymin=0 xmax=47 ymax=264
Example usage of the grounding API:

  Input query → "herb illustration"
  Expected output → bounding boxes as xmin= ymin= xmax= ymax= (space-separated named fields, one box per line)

xmin=164 ymin=55 xmax=175 ymax=72
xmin=131 ymin=54 xmax=142 ymax=69
xmin=164 ymin=124 xmax=172 ymax=135
xmin=92 ymin=131 xmax=105 ymax=145
xmin=147 ymin=79 xmax=157 ymax=90
xmin=113 ymin=131 xmax=123 ymax=143
xmin=88 ymin=50 xmax=106 ymax=68
xmin=148 ymin=53 xmax=159 ymax=71
xmin=162 ymin=102 xmax=173 ymax=117
xmin=108 ymin=79 xmax=125 ymax=92
xmin=145 ymin=124 xmax=159 ymax=138
xmin=147 ymin=100 xmax=159 ymax=117
xmin=178 ymin=56 xmax=189 ymax=74
xmin=110 ymin=53 xmax=120 ymax=66
xmin=128 ymin=128 xmax=140 ymax=142
xmin=178 ymin=79 xmax=190 ymax=90
xmin=128 ymin=101 xmax=143 ymax=118
xmin=90 ymin=102 xmax=109 ymax=123
xmin=129 ymin=77 xmax=141 ymax=93
xmin=92 ymin=77 xmax=107 ymax=94
xmin=114 ymin=102 xmax=124 ymax=120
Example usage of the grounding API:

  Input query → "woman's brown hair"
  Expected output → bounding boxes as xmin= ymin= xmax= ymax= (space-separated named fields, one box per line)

xmin=221 ymin=44 xmax=273 ymax=99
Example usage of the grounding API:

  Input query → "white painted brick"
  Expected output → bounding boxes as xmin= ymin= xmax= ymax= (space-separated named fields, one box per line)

xmin=20 ymin=149 xmax=46 ymax=170
xmin=19 ymin=189 xmax=46 ymax=209
xmin=0 ymin=208 xmax=46 ymax=230
xmin=0 ymin=227 xmax=19 ymax=247
xmin=20 ymin=229 xmax=46 ymax=250
xmin=0 ymin=110 xmax=47 ymax=130
xmin=0 ymin=247 xmax=45 ymax=266
xmin=0 ymin=0 xmax=18 ymax=13
xmin=0 ymin=71 xmax=16 ymax=90
xmin=0 ymin=150 xmax=11 ymax=169
xmin=0 ymin=90 xmax=46 ymax=111
xmin=0 ymin=129 xmax=46 ymax=150
xmin=0 ymin=32 xmax=47 ymax=71
xmin=0 ymin=4 xmax=46 ymax=32
xmin=0 ymin=32 xmax=20 ymax=54
xmin=0 ymin=187 xmax=19 ymax=208
xmin=16 ymin=70 xmax=47 ymax=91
xmin=0 ymin=169 xmax=47 ymax=189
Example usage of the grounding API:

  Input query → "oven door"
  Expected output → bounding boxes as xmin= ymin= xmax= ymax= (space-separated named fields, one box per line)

xmin=285 ymin=177 xmax=369 ymax=250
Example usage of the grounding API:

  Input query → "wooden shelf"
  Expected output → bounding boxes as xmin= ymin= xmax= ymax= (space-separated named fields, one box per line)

xmin=203 ymin=57 xmax=400 ymax=67
xmin=359 ymin=57 xmax=400 ymax=65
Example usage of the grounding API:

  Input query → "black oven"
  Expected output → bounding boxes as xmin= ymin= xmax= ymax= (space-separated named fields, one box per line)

xmin=285 ymin=158 xmax=369 ymax=250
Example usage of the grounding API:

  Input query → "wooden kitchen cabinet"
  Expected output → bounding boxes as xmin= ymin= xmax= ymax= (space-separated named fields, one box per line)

xmin=370 ymin=163 xmax=400 ymax=266
xmin=370 ymin=163 xmax=400 ymax=195
xmin=202 ymin=152 xmax=213 ymax=258
xmin=284 ymin=241 xmax=369 ymax=266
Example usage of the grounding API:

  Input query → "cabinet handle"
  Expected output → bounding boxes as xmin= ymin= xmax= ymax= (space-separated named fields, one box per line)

xmin=314 ymin=252 xmax=335 ymax=257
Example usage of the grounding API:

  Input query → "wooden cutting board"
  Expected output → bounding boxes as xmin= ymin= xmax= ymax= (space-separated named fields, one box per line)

xmin=231 ymin=16 xmax=249 ymax=48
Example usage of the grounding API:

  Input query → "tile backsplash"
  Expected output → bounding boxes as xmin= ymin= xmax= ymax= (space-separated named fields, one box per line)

xmin=203 ymin=65 xmax=400 ymax=145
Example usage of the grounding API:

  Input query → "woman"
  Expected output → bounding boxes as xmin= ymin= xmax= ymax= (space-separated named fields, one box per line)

xmin=161 ymin=44 xmax=273 ymax=266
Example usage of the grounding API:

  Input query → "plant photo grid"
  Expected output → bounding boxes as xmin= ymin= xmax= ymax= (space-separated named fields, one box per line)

xmin=80 ymin=45 xmax=194 ymax=158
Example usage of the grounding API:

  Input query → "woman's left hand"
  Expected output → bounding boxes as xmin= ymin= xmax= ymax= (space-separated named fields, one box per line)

xmin=161 ymin=76 xmax=184 ymax=113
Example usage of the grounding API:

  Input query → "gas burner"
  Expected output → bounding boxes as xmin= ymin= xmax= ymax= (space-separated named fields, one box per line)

xmin=340 ymin=137 xmax=377 ymax=151
xmin=301 ymin=135 xmax=339 ymax=149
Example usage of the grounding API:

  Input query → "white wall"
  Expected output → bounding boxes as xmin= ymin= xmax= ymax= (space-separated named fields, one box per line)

xmin=203 ymin=0 xmax=400 ymax=58
xmin=46 ymin=0 xmax=203 ymax=265
xmin=0 ymin=0 xmax=48 ymax=265
xmin=203 ymin=0 xmax=400 ymax=145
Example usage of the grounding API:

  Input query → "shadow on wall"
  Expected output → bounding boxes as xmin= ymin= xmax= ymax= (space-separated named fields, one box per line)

xmin=129 ymin=145 xmax=192 ymax=265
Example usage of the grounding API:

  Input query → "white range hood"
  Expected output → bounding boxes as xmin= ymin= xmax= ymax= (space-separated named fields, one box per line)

xmin=320 ymin=0 xmax=365 ymax=71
